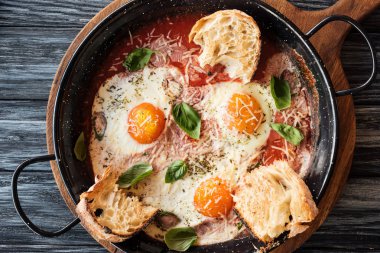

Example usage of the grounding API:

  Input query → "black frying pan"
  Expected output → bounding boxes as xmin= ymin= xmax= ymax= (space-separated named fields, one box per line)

xmin=12 ymin=0 xmax=376 ymax=252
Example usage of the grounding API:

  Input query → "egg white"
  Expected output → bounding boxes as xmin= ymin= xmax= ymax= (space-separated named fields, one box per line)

xmin=89 ymin=66 xmax=183 ymax=177
xmin=200 ymin=81 xmax=275 ymax=166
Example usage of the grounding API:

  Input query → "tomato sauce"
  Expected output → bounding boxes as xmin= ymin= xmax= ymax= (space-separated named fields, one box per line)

xmin=90 ymin=14 xmax=236 ymax=90
xmin=90 ymin=13 xmax=283 ymax=91
xmin=262 ymin=130 xmax=285 ymax=166
xmin=90 ymin=14 xmax=196 ymax=87
xmin=261 ymin=112 xmax=288 ymax=166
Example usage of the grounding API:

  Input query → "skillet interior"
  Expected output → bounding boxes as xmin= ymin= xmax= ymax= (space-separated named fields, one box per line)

xmin=53 ymin=0 xmax=337 ymax=252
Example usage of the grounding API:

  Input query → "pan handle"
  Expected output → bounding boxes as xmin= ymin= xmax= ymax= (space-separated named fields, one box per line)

xmin=305 ymin=15 xmax=377 ymax=97
xmin=12 ymin=154 xmax=80 ymax=237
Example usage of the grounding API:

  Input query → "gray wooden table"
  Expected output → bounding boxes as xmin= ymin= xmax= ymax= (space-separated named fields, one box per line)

xmin=0 ymin=1 xmax=379 ymax=252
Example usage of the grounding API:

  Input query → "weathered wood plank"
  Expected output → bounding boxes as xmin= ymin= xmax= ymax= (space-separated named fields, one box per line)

xmin=1 ymin=0 xmax=380 ymax=252
xmin=351 ymin=147 xmax=380 ymax=178
xmin=299 ymin=178 xmax=380 ymax=251
xmin=0 ymin=28 xmax=78 ymax=100
xmin=355 ymin=106 xmax=380 ymax=148
xmin=0 ymin=247 xmax=106 ymax=253
xmin=0 ymin=171 xmax=96 ymax=248
xmin=341 ymin=33 xmax=380 ymax=105
xmin=1 ymin=101 xmax=379 ymax=176
xmin=0 ymin=100 xmax=380 ymax=177
xmin=2 ymin=171 xmax=379 ymax=251
xmin=1 ymin=0 xmax=378 ymax=30
xmin=289 ymin=0 xmax=338 ymax=10
xmin=0 ymin=119 xmax=47 ymax=172
xmin=0 ymin=0 xmax=111 ymax=28
xmin=0 ymin=100 xmax=47 ymax=121
xmin=0 ymin=0 xmax=329 ymax=28
xmin=0 ymin=18 xmax=379 ymax=102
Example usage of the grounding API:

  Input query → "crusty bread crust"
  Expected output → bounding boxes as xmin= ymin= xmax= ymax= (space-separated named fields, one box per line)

xmin=76 ymin=167 xmax=158 ymax=243
xmin=233 ymin=161 xmax=318 ymax=242
xmin=189 ymin=9 xmax=261 ymax=83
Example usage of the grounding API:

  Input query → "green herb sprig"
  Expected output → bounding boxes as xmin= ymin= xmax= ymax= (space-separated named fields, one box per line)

xmin=165 ymin=160 xmax=188 ymax=183
xmin=123 ymin=48 xmax=155 ymax=71
xmin=270 ymin=123 xmax=304 ymax=146
xmin=172 ymin=102 xmax=201 ymax=139
xmin=270 ymin=76 xmax=291 ymax=110
xmin=164 ymin=227 xmax=197 ymax=252
xmin=74 ymin=132 xmax=86 ymax=161
xmin=117 ymin=163 xmax=153 ymax=188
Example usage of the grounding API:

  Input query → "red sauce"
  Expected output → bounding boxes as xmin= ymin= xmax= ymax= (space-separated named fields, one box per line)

xmin=262 ymin=109 xmax=311 ymax=171
xmin=262 ymin=131 xmax=285 ymax=165
xmin=90 ymin=13 xmax=285 ymax=92
xmin=91 ymin=15 xmax=195 ymax=87
xmin=91 ymin=14 xmax=234 ymax=90
xmin=262 ymin=113 xmax=287 ymax=166
xmin=252 ymin=35 xmax=285 ymax=83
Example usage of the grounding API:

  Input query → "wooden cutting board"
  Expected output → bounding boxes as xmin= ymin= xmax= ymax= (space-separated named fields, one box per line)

xmin=45 ymin=0 xmax=380 ymax=252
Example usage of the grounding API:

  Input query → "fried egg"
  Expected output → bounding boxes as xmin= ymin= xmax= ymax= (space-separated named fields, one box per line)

xmin=89 ymin=66 xmax=183 ymax=177
xmin=201 ymin=81 xmax=275 ymax=163
xmin=130 ymin=153 xmax=242 ymax=245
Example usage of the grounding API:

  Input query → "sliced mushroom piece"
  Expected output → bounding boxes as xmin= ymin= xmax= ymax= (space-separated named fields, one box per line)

xmin=92 ymin=112 xmax=107 ymax=141
xmin=155 ymin=211 xmax=181 ymax=230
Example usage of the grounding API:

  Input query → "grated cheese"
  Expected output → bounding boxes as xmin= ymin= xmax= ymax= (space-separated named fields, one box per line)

xmin=139 ymin=115 xmax=152 ymax=127
xmin=271 ymin=145 xmax=289 ymax=159
xmin=128 ymin=30 xmax=133 ymax=45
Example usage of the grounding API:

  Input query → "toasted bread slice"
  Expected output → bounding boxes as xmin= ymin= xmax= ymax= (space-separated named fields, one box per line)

xmin=189 ymin=9 xmax=261 ymax=83
xmin=76 ymin=167 xmax=158 ymax=243
xmin=233 ymin=161 xmax=318 ymax=242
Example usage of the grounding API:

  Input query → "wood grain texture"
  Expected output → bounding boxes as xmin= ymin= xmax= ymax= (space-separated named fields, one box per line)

xmin=0 ymin=16 xmax=378 ymax=102
xmin=1 ymin=0 xmax=379 ymax=252
xmin=0 ymin=0 xmax=108 ymax=28
xmin=2 ymin=172 xmax=380 ymax=252
xmin=1 ymin=101 xmax=379 ymax=176
xmin=0 ymin=27 xmax=79 ymax=100
xmin=258 ymin=1 xmax=379 ymax=252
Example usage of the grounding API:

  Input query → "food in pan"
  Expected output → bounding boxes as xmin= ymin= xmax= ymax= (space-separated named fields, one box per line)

xmin=76 ymin=9 xmax=318 ymax=251
xmin=234 ymin=160 xmax=318 ymax=242
xmin=90 ymin=66 xmax=184 ymax=164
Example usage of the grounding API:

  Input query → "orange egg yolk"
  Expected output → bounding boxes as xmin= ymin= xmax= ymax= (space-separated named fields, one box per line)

xmin=227 ymin=93 xmax=263 ymax=134
xmin=194 ymin=177 xmax=233 ymax=218
xmin=127 ymin=102 xmax=165 ymax=144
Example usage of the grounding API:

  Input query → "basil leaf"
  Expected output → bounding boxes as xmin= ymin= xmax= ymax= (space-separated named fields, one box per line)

xmin=74 ymin=132 xmax=86 ymax=161
xmin=164 ymin=227 xmax=197 ymax=252
xmin=236 ymin=221 xmax=244 ymax=230
xmin=270 ymin=123 xmax=304 ymax=146
xmin=155 ymin=211 xmax=181 ymax=230
xmin=172 ymin=102 xmax=201 ymax=139
xmin=123 ymin=48 xmax=155 ymax=71
xmin=165 ymin=160 xmax=188 ymax=183
xmin=117 ymin=163 xmax=153 ymax=188
xmin=270 ymin=76 xmax=291 ymax=110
